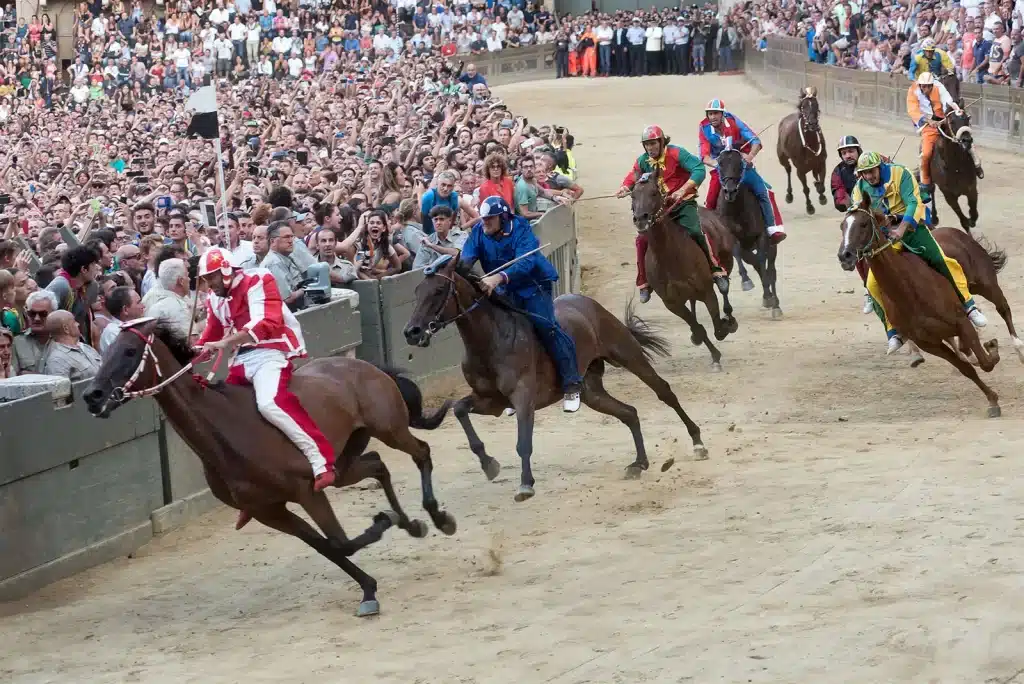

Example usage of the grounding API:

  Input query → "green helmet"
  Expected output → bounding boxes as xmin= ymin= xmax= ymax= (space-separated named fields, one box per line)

xmin=856 ymin=151 xmax=883 ymax=173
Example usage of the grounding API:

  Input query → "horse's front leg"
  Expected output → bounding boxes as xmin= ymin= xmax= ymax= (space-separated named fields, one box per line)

xmin=941 ymin=189 xmax=971 ymax=232
xmin=510 ymin=390 xmax=537 ymax=502
xmin=967 ymin=188 xmax=979 ymax=230
xmin=797 ymin=168 xmax=814 ymax=214
xmin=732 ymin=242 xmax=754 ymax=291
xmin=766 ymin=242 xmax=783 ymax=319
xmin=814 ymin=162 xmax=828 ymax=205
xmin=453 ymin=393 xmax=503 ymax=480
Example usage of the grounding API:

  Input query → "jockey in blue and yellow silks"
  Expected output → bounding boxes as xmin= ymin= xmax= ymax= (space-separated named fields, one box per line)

xmin=699 ymin=99 xmax=786 ymax=244
xmin=850 ymin=151 xmax=988 ymax=355
xmin=908 ymin=38 xmax=956 ymax=81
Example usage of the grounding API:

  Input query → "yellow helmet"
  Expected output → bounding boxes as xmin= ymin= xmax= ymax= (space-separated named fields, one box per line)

xmin=856 ymin=151 xmax=883 ymax=173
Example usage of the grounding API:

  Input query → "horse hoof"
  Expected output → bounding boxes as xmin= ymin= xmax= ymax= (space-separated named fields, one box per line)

xmin=818 ymin=195 xmax=828 ymax=206
xmin=482 ymin=457 xmax=501 ymax=481
xmin=785 ymin=193 xmax=794 ymax=204
xmin=514 ymin=485 xmax=535 ymax=502
xmin=710 ymin=361 xmax=723 ymax=372
xmin=624 ymin=465 xmax=644 ymax=480
xmin=690 ymin=332 xmax=702 ymax=346
xmin=909 ymin=353 xmax=925 ymax=368
xmin=356 ymin=600 xmax=380 ymax=617
xmin=742 ymin=278 xmax=754 ymax=292
xmin=806 ymin=205 xmax=816 ymax=215
xmin=408 ymin=519 xmax=429 ymax=538
xmin=660 ymin=457 xmax=676 ymax=472
xmin=727 ymin=318 xmax=740 ymax=334
xmin=438 ymin=513 xmax=457 ymax=536
xmin=987 ymin=405 xmax=1002 ymax=418
xmin=692 ymin=444 xmax=709 ymax=461
xmin=771 ymin=307 xmax=784 ymax=320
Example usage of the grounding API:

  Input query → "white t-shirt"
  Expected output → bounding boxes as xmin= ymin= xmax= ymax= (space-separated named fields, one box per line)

xmin=247 ymin=24 xmax=261 ymax=42
xmin=645 ymin=26 xmax=663 ymax=51
xmin=288 ymin=56 xmax=303 ymax=77
xmin=229 ymin=22 xmax=248 ymax=40
xmin=175 ymin=47 xmax=191 ymax=68
xmin=209 ymin=7 xmax=229 ymax=25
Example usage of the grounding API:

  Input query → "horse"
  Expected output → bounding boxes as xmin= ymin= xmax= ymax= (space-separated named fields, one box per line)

xmin=778 ymin=87 xmax=829 ymax=214
xmin=837 ymin=200 xmax=1004 ymax=417
xmin=83 ymin=318 xmax=456 ymax=618
xmin=927 ymin=106 xmax=979 ymax=233
xmin=402 ymin=255 xmax=708 ymax=502
xmin=630 ymin=167 xmax=739 ymax=370
xmin=716 ymin=148 xmax=783 ymax=319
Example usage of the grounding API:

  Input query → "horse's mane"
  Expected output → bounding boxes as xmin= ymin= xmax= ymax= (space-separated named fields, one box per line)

xmin=153 ymin=320 xmax=196 ymax=366
xmin=452 ymin=264 xmax=535 ymax=324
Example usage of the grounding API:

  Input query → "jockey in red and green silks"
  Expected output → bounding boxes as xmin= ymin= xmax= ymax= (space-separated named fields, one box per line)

xmin=617 ymin=124 xmax=725 ymax=304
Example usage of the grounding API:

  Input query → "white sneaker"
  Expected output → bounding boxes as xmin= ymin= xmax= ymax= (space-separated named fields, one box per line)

xmin=563 ymin=392 xmax=581 ymax=413
xmin=862 ymin=292 xmax=874 ymax=315
xmin=887 ymin=335 xmax=904 ymax=355
xmin=968 ymin=307 xmax=988 ymax=328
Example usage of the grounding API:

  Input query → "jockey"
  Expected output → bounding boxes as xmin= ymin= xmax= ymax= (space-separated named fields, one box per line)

xmin=831 ymin=134 xmax=879 ymax=315
xmin=462 ymin=196 xmax=583 ymax=412
xmin=908 ymin=38 xmax=955 ymax=81
xmin=851 ymin=151 xmax=988 ymax=355
xmin=195 ymin=247 xmax=336 ymax=528
xmin=699 ymin=99 xmax=786 ymax=244
xmin=907 ymin=72 xmax=983 ymax=205
xmin=615 ymin=124 xmax=724 ymax=303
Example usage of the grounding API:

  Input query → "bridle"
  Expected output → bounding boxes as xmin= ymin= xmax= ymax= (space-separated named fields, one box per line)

xmin=718 ymin=150 xmax=746 ymax=200
xmin=798 ymin=97 xmax=824 ymax=156
xmin=108 ymin=326 xmax=217 ymax=404
xmin=631 ymin=173 xmax=670 ymax=232
xmin=847 ymin=206 xmax=895 ymax=261
xmin=423 ymin=270 xmax=484 ymax=338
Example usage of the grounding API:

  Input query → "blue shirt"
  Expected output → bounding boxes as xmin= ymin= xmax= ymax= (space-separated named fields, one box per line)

xmin=420 ymin=188 xmax=460 ymax=235
xmin=460 ymin=215 xmax=559 ymax=298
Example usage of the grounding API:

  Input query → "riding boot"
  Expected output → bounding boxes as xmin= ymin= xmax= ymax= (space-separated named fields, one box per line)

xmin=970 ymin=148 xmax=985 ymax=178
xmin=699 ymin=228 xmax=730 ymax=293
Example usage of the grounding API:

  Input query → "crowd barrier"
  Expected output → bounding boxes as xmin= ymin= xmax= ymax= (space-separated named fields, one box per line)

xmin=0 ymin=205 xmax=577 ymax=600
xmin=746 ymin=36 xmax=1024 ymax=151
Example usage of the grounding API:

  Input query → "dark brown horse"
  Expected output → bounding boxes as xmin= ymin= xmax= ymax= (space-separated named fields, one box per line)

xmin=630 ymin=168 xmax=739 ymax=370
xmin=778 ymin=87 xmax=829 ymax=214
xmin=716 ymin=148 xmax=783 ymax=319
xmin=837 ymin=200 xmax=1004 ymax=417
xmin=402 ymin=256 xmax=708 ymax=502
xmin=928 ymin=105 xmax=979 ymax=232
xmin=83 ymin=318 xmax=455 ymax=617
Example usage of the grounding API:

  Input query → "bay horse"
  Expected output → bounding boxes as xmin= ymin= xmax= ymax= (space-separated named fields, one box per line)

xmin=928 ymin=104 xmax=979 ymax=233
xmin=716 ymin=148 xmax=783 ymax=319
xmin=630 ymin=167 xmax=739 ymax=370
xmin=837 ymin=199 xmax=1004 ymax=417
xmin=402 ymin=255 xmax=708 ymax=502
xmin=778 ymin=87 xmax=829 ymax=214
xmin=83 ymin=318 xmax=456 ymax=618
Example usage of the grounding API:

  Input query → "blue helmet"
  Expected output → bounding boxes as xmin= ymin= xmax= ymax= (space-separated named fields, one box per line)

xmin=479 ymin=195 xmax=512 ymax=219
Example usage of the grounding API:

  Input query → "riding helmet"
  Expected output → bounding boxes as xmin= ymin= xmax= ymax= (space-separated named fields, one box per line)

xmin=641 ymin=125 xmax=666 ymax=142
xmin=837 ymin=135 xmax=862 ymax=152
xmin=480 ymin=195 xmax=512 ymax=219
xmin=197 ymin=247 xmax=235 ymax=277
xmin=855 ymin=151 xmax=883 ymax=173
xmin=916 ymin=72 xmax=936 ymax=85
xmin=920 ymin=38 xmax=936 ymax=51
xmin=705 ymin=99 xmax=726 ymax=113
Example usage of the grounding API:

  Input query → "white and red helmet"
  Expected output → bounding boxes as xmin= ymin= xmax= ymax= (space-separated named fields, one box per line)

xmin=705 ymin=99 xmax=726 ymax=113
xmin=197 ymin=247 xmax=235 ymax=278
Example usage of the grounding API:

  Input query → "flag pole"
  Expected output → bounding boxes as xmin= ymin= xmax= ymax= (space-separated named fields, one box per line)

xmin=212 ymin=136 xmax=229 ymax=245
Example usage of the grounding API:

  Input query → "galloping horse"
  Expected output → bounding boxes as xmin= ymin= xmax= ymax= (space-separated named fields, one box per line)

xmin=84 ymin=319 xmax=456 ymax=617
xmin=927 ymin=75 xmax=979 ymax=232
xmin=402 ymin=255 xmax=708 ymax=502
xmin=838 ymin=199 xmax=1004 ymax=417
xmin=716 ymin=148 xmax=783 ymax=319
xmin=778 ymin=86 xmax=829 ymax=214
xmin=630 ymin=167 xmax=739 ymax=370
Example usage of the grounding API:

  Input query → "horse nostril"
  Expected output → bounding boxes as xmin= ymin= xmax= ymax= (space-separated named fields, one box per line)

xmin=84 ymin=388 xmax=103 ymax=404
xmin=841 ymin=250 xmax=853 ymax=261
xmin=406 ymin=326 xmax=421 ymax=338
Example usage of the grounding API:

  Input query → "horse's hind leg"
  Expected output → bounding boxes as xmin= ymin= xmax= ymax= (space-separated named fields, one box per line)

xmin=766 ymin=243 xmax=783 ymax=319
xmin=986 ymin=285 xmax=1024 ymax=362
xmin=252 ymin=503 xmax=382 ymax=617
xmin=779 ymin=154 xmax=794 ymax=203
xmin=918 ymin=338 xmax=1001 ymax=417
xmin=510 ymin=390 xmax=537 ymax=502
xmin=664 ymin=297 xmax=723 ymax=370
xmin=453 ymin=393 xmax=502 ymax=480
xmin=732 ymin=243 xmax=754 ymax=290
xmin=581 ymin=360 xmax=648 ymax=479
xmin=375 ymin=428 xmax=457 ymax=536
xmin=302 ymin=490 xmax=397 ymax=556
xmin=967 ymin=187 xmax=979 ymax=229
xmin=941 ymin=189 xmax=971 ymax=232
xmin=815 ymin=163 xmax=828 ymax=205
xmin=699 ymin=285 xmax=732 ymax=341
xmin=602 ymin=348 xmax=707 ymax=465
xmin=797 ymin=167 xmax=814 ymax=215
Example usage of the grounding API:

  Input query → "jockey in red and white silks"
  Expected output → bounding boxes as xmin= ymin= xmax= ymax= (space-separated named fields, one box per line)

xmin=196 ymin=248 xmax=336 ymax=500
xmin=698 ymin=98 xmax=786 ymax=243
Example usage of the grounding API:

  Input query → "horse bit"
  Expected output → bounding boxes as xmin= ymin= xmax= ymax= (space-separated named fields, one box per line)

xmin=109 ymin=325 xmax=220 ymax=404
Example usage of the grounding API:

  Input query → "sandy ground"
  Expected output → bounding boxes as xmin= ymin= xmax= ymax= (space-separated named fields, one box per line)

xmin=5 ymin=75 xmax=1024 ymax=684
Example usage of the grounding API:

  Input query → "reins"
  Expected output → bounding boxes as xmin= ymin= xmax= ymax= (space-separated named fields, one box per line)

xmin=109 ymin=328 xmax=224 ymax=404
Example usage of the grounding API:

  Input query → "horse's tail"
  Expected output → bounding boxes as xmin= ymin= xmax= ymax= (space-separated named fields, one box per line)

xmin=375 ymin=364 xmax=452 ymax=430
xmin=623 ymin=299 xmax=671 ymax=362
xmin=975 ymin=235 xmax=1008 ymax=274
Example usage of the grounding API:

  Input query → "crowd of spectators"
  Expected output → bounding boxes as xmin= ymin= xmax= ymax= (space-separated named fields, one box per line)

xmin=0 ymin=0 xmax=595 ymax=384
xmin=735 ymin=0 xmax=1024 ymax=87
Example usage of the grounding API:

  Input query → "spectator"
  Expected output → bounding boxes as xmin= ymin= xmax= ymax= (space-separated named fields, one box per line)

xmin=99 ymin=286 xmax=145 ymax=354
xmin=47 ymin=245 xmax=101 ymax=345
xmin=317 ymin=229 xmax=358 ymax=287
xmin=479 ymin=153 xmax=515 ymax=208
xmin=145 ymin=258 xmax=199 ymax=341
xmin=12 ymin=290 xmax=56 ymax=375
xmin=0 ymin=326 xmax=13 ymax=378
xmin=0 ymin=270 xmax=20 ymax=335
xmin=261 ymin=220 xmax=309 ymax=311
xmin=414 ymin=205 xmax=468 ymax=270
xmin=41 ymin=310 xmax=102 ymax=381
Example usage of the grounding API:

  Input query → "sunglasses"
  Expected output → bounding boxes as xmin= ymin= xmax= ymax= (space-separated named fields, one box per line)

xmin=27 ymin=310 xmax=49 ymax=319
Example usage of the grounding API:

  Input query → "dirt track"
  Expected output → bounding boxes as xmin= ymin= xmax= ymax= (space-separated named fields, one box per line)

xmin=5 ymin=75 xmax=1024 ymax=684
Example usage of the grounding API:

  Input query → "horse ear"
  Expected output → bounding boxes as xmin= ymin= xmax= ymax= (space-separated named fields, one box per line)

xmin=858 ymin=193 xmax=872 ymax=212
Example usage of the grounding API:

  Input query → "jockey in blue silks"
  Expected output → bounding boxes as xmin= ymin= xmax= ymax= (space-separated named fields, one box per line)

xmin=460 ymin=196 xmax=583 ymax=412
xmin=699 ymin=98 xmax=787 ymax=243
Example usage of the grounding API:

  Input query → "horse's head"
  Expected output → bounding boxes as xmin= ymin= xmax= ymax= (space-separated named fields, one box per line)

xmin=944 ymin=107 xmax=973 ymax=152
xmin=84 ymin=317 xmax=186 ymax=418
xmin=404 ymin=254 xmax=476 ymax=347
xmin=717 ymin=148 xmax=745 ymax=203
xmin=837 ymin=196 xmax=886 ymax=271
xmin=799 ymin=87 xmax=821 ymax=130
xmin=630 ymin=168 xmax=665 ymax=233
